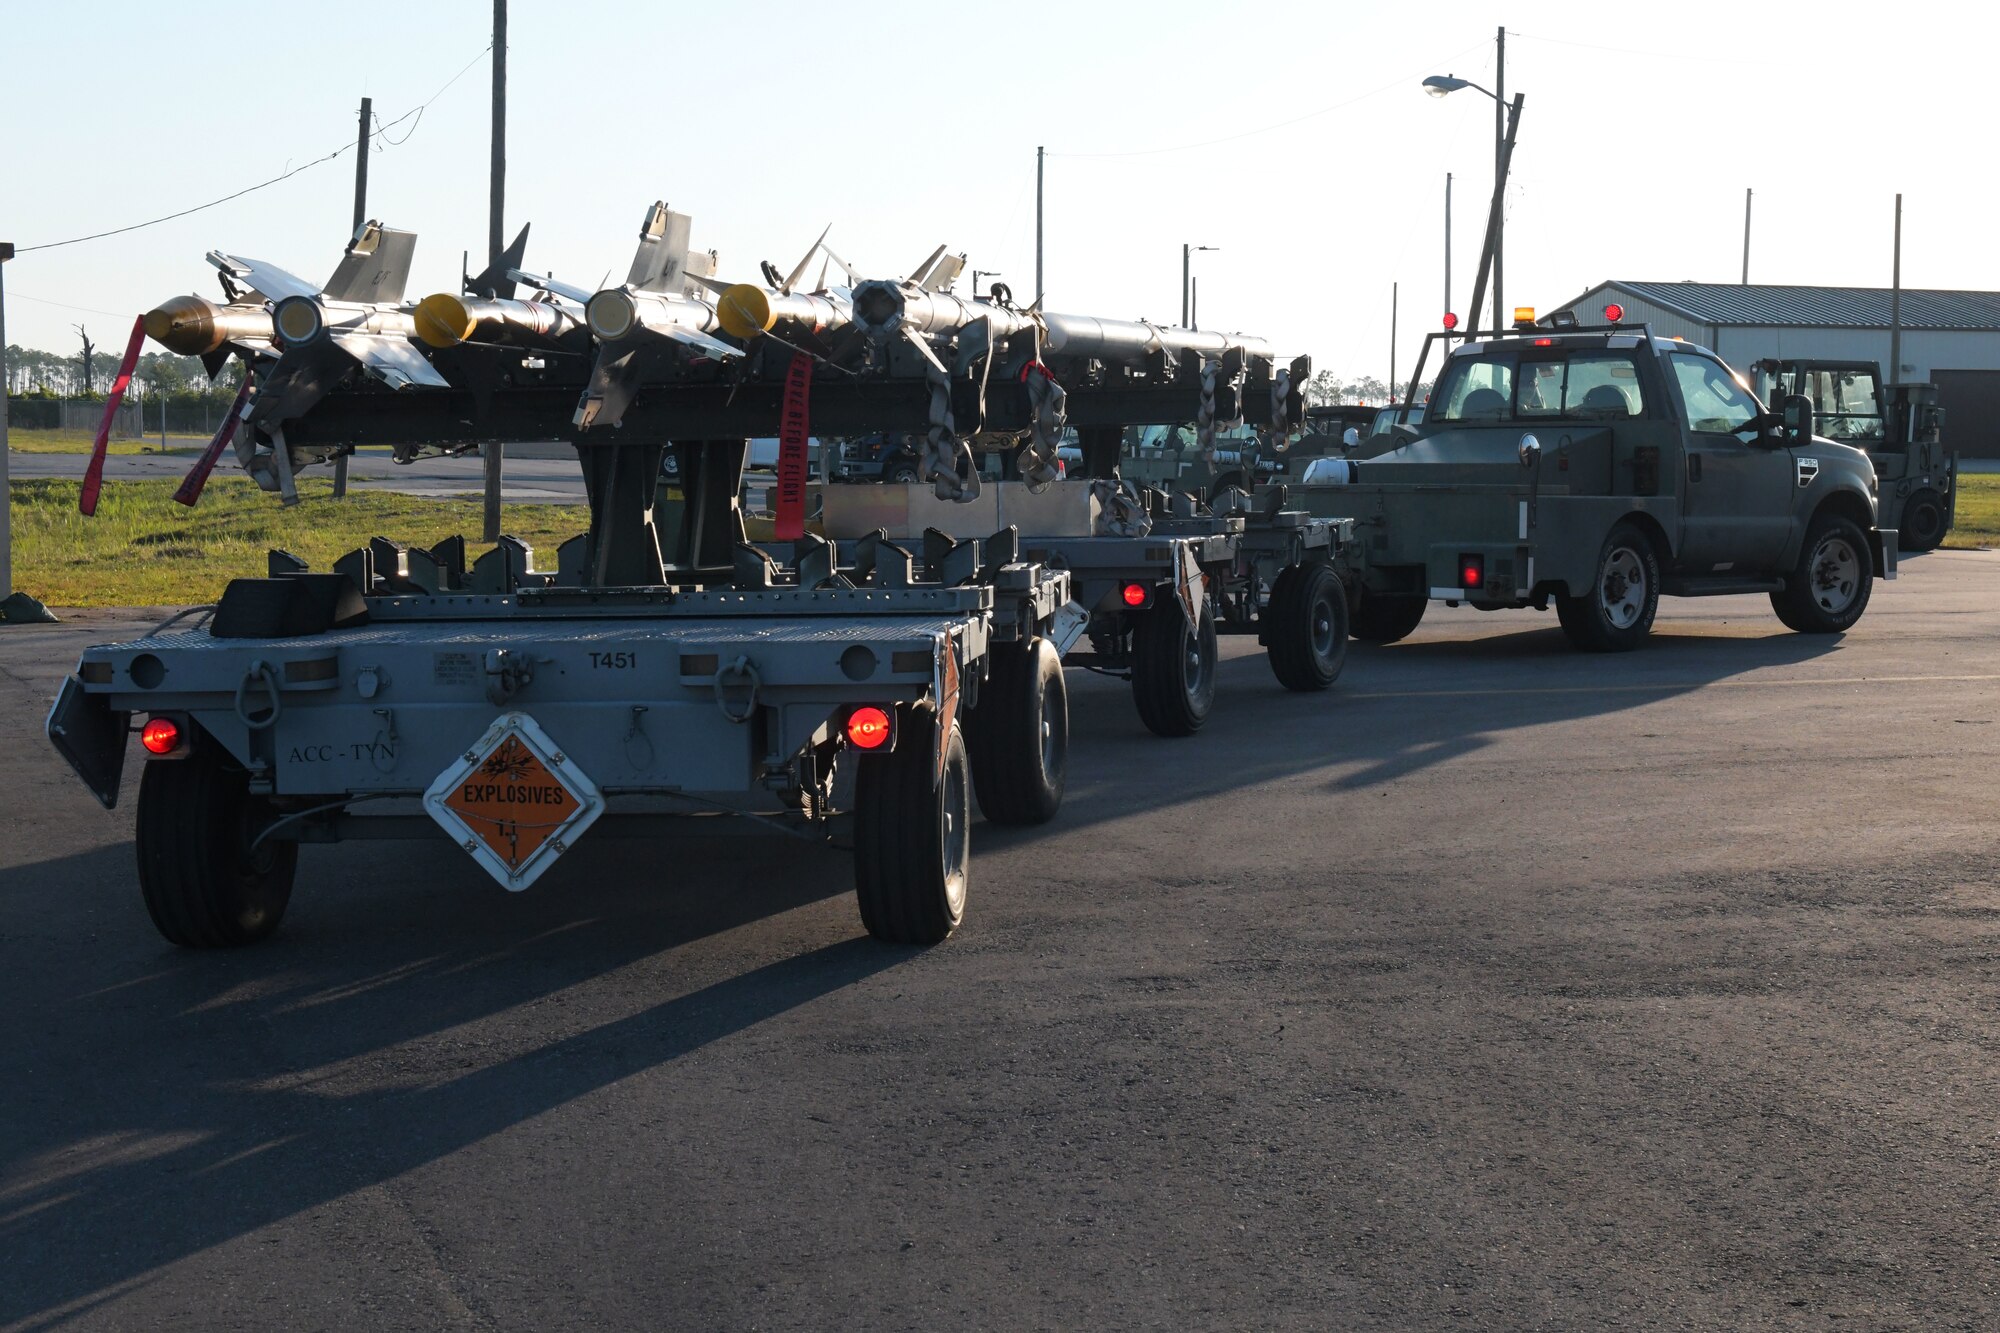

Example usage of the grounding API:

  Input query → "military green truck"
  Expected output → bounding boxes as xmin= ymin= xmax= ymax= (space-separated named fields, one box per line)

xmin=1296 ymin=316 xmax=1897 ymax=651
xmin=1747 ymin=359 xmax=1954 ymax=552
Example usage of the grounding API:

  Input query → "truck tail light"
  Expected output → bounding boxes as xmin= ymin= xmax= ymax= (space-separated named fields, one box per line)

xmin=1442 ymin=311 xmax=1459 ymax=330
xmin=1603 ymin=302 xmax=1625 ymax=323
xmin=1459 ymin=554 xmax=1485 ymax=590
xmin=140 ymin=716 xmax=185 ymax=756
xmin=846 ymin=706 xmax=893 ymax=751
xmin=1121 ymin=582 xmax=1150 ymax=608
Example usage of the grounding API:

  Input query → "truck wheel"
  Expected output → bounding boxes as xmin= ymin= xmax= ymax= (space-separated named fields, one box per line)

xmin=1349 ymin=594 xmax=1426 ymax=644
xmin=1265 ymin=564 xmax=1348 ymax=691
xmin=1131 ymin=600 xmax=1218 ymax=737
xmin=885 ymin=457 xmax=920 ymax=484
xmin=135 ymin=742 xmax=296 ymax=948
xmin=1771 ymin=512 xmax=1873 ymax=633
xmin=1557 ymin=522 xmax=1659 ymax=652
xmin=854 ymin=709 xmax=970 ymax=944
xmin=965 ymin=639 xmax=1067 ymax=826
xmin=1901 ymin=489 xmax=1947 ymax=553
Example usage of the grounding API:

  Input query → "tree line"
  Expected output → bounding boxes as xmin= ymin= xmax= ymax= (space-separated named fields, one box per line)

xmin=5 ymin=343 xmax=241 ymax=400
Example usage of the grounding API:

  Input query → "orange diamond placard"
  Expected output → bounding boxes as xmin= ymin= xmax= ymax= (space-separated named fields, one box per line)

xmin=424 ymin=712 xmax=603 ymax=891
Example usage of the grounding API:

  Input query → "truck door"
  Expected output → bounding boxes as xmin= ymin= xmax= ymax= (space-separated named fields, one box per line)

xmin=1668 ymin=352 xmax=1793 ymax=571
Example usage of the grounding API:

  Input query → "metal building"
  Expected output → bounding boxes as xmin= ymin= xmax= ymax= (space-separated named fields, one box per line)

xmin=1554 ymin=280 xmax=2000 ymax=453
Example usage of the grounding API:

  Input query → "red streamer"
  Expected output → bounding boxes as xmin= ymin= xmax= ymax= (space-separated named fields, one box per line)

xmin=172 ymin=371 xmax=254 ymax=508
xmin=79 ymin=315 xmax=147 ymax=517
xmin=773 ymin=351 xmax=813 ymax=542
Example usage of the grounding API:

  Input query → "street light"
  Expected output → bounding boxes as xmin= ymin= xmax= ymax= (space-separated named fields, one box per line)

xmin=1182 ymin=244 xmax=1218 ymax=329
xmin=1423 ymin=33 xmax=1516 ymax=335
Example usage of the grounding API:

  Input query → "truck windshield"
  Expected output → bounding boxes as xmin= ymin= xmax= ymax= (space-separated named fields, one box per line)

xmin=1804 ymin=368 xmax=1885 ymax=444
xmin=1430 ymin=349 xmax=1646 ymax=423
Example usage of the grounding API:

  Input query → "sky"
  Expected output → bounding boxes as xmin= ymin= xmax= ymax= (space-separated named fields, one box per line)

xmin=1 ymin=0 xmax=1993 ymax=385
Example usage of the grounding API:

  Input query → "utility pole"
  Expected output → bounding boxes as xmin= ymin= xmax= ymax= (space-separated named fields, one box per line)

xmin=1741 ymin=187 xmax=1752 ymax=284
xmin=1889 ymin=193 xmax=1903 ymax=383
xmin=483 ymin=0 xmax=507 ymax=542
xmin=1035 ymin=145 xmax=1045 ymax=308
xmin=1 ymin=241 xmax=14 ymax=597
xmin=1182 ymin=243 xmax=1190 ymax=327
xmin=336 ymin=94 xmax=372 ymax=500
xmin=1444 ymin=172 xmax=1452 ymax=322
xmin=1191 ymin=276 xmax=1199 ymax=331
xmin=1390 ymin=282 xmax=1399 ymax=399
xmin=1493 ymin=25 xmax=1505 ymax=334
xmin=1465 ymin=94 xmax=1524 ymax=344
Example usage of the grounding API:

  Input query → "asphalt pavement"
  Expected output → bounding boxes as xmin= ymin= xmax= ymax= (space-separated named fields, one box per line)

xmin=2 ymin=551 xmax=1998 ymax=1330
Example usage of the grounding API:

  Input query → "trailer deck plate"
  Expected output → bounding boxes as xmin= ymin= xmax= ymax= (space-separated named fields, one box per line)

xmin=423 ymin=712 xmax=604 ymax=892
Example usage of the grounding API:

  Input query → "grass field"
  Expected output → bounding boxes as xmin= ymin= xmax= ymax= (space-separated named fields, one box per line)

xmin=7 ymin=429 xmax=202 ymax=456
xmin=1945 ymin=473 xmax=1999 ymax=549
xmin=10 ymin=478 xmax=585 ymax=607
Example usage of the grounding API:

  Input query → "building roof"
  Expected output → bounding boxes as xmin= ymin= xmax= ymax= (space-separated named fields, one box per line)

xmin=1576 ymin=280 xmax=2000 ymax=332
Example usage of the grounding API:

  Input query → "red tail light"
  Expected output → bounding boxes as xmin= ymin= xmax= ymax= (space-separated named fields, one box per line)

xmin=1532 ymin=337 xmax=1554 ymax=347
xmin=1459 ymin=555 xmax=1485 ymax=589
xmin=140 ymin=716 xmax=183 ymax=755
xmin=1121 ymin=583 xmax=1149 ymax=608
xmin=846 ymin=706 xmax=893 ymax=750
xmin=1603 ymin=302 xmax=1625 ymax=323
xmin=1441 ymin=311 xmax=1459 ymax=330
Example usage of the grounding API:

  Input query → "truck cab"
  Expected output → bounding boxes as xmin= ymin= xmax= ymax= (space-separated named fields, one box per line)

xmin=1300 ymin=317 xmax=1895 ymax=650
xmin=1748 ymin=358 xmax=1955 ymax=551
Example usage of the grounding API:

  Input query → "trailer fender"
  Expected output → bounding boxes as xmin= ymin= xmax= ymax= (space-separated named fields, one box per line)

xmin=47 ymin=677 xmax=129 ymax=810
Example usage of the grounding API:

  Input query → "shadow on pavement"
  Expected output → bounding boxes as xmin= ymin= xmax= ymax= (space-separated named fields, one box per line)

xmin=0 ymin=834 xmax=903 ymax=1328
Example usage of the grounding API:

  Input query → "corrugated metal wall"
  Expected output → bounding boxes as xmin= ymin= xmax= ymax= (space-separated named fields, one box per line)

xmin=1552 ymin=287 xmax=1715 ymax=347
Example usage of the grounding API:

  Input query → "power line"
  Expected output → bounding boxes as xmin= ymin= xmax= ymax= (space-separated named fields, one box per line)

xmin=16 ymin=42 xmax=492 ymax=254
xmin=1046 ymin=38 xmax=1490 ymax=159
xmin=7 ymin=291 xmax=135 ymax=319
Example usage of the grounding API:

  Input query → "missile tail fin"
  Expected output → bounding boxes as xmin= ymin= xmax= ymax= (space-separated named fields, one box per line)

xmin=627 ymin=202 xmax=694 ymax=295
xmin=781 ymin=223 xmax=832 ymax=294
xmin=468 ymin=224 xmax=531 ymax=300
xmin=323 ymin=221 xmax=419 ymax=304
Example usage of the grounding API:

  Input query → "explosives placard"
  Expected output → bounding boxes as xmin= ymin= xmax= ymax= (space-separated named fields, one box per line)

xmin=424 ymin=712 xmax=604 ymax=891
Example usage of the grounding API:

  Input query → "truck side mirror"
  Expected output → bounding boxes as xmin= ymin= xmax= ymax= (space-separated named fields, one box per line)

xmin=1780 ymin=394 xmax=1814 ymax=446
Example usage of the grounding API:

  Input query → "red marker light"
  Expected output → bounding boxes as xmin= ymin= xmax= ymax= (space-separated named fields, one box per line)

xmin=1603 ymin=302 xmax=1625 ymax=323
xmin=1442 ymin=311 xmax=1459 ymax=330
xmin=846 ymin=706 xmax=892 ymax=750
xmin=140 ymin=716 xmax=183 ymax=755
xmin=1533 ymin=337 xmax=1554 ymax=347
xmin=1459 ymin=555 xmax=1485 ymax=589
xmin=1121 ymin=583 xmax=1148 ymax=607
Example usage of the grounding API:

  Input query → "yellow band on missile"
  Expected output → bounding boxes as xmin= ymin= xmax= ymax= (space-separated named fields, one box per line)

xmin=414 ymin=292 xmax=477 ymax=349
xmin=716 ymin=284 xmax=775 ymax=340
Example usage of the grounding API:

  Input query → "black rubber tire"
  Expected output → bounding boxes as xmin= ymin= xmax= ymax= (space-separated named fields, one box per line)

xmin=885 ymin=458 xmax=920 ymax=484
xmin=135 ymin=742 xmax=296 ymax=948
xmin=853 ymin=709 xmax=970 ymax=944
xmin=1264 ymin=564 xmax=1349 ymax=691
xmin=1771 ymin=511 xmax=1874 ymax=633
xmin=1556 ymin=521 xmax=1660 ymax=652
xmin=1130 ymin=599 xmax=1219 ymax=737
xmin=1900 ymin=488 xmax=1947 ymax=553
xmin=965 ymin=639 xmax=1068 ymax=826
xmin=1349 ymin=594 xmax=1427 ymax=645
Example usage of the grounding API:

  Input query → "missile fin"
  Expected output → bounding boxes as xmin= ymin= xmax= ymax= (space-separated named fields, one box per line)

xmin=510 ymin=269 xmax=597 ymax=306
xmin=900 ymin=325 xmax=949 ymax=376
xmin=780 ymin=223 xmax=832 ymax=294
xmin=814 ymin=253 xmax=829 ymax=293
xmin=200 ymin=349 xmax=231 ymax=380
xmin=211 ymin=251 xmax=318 ymax=303
xmin=467 ymin=224 xmax=531 ymax=300
xmin=627 ymin=203 xmax=694 ymax=294
xmin=906 ymin=243 xmax=947 ymax=288
xmin=323 ymin=222 xmax=420 ymax=304
xmin=329 ymin=332 xmax=452 ymax=390
xmin=919 ymin=253 xmax=966 ymax=294
xmin=661 ymin=325 xmax=745 ymax=361
xmin=820 ymin=244 xmax=862 ymax=286
xmin=688 ymin=274 xmax=738 ymax=297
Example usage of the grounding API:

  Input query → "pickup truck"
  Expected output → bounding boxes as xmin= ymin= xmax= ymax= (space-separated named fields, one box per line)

xmin=1296 ymin=318 xmax=1896 ymax=651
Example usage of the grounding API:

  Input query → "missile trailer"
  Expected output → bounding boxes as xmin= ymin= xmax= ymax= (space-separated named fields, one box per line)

xmin=1294 ymin=318 xmax=1897 ymax=651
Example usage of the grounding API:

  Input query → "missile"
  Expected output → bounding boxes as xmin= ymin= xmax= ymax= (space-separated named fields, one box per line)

xmin=143 ymin=293 xmax=275 ymax=361
xmin=848 ymin=278 xmax=1275 ymax=366
xmin=411 ymin=291 xmax=588 ymax=352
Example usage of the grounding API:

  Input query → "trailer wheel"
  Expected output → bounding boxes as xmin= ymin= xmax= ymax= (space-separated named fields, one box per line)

xmin=135 ymin=742 xmax=296 ymax=948
xmin=1771 ymin=512 xmax=1873 ymax=633
xmin=854 ymin=709 xmax=970 ymax=944
xmin=1901 ymin=489 xmax=1947 ymax=553
xmin=1557 ymin=521 xmax=1659 ymax=652
xmin=1131 ymin=600 xmax=1218 ymax=737
xmin=965 ymin=639 xmax=1067 ymax=826
xmin=1264 ymin=563 xmax=1348 ymax=691
xmin=1349 ymin=594 xmax=1427 ymax=644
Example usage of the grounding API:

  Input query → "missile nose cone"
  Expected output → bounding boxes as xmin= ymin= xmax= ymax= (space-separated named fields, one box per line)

xmin=414 ymin=292 xmax=476 ymax=349
xmin=717 ymin=284 xmax=774 ymax=340
xmin=144 ymin=294 xmax=221 ymax=354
